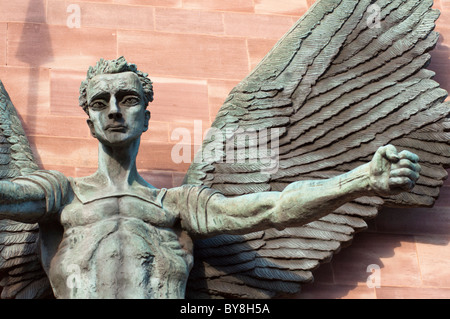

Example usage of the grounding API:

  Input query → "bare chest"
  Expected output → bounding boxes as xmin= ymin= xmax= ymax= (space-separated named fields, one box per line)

xmin=60 ymin=195 xmax=177 ymax=228
xmin=49 ymin=195 xmax=193 ymax=298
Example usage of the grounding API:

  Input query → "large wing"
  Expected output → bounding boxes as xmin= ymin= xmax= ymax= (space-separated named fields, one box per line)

xmin=184 ymin=0 xmax=450 ymax=299
xmin=0 ymin=81 xmax=52 ymax=299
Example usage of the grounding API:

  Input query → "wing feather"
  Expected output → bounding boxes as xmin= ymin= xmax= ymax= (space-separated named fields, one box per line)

xmin=0 ymin=81 xmax=49 ymax=299
xmin=185 ymin=0 xmax=450 ymax=298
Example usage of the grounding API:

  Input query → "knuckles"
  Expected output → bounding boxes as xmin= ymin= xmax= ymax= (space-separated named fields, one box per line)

xmin=373 ymin=145 xmax=421 ymax=195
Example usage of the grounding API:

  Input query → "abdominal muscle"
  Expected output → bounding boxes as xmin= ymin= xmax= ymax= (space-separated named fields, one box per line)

xmin=49 ymin=216 xmax=193 ymax=299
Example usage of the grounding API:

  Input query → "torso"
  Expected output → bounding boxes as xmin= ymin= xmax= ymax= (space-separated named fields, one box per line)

xmin=45 ymin=178 xmax=194 ymax=299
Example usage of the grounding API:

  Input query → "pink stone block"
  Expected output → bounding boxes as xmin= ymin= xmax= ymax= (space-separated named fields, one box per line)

xmin=415 ymin=235 xmax=450 ymax=287
xmin=223 ymin=12 xmax=295 ymax=39
xmin=155 ymin=8 xmax=223 ymax=35
xmin=0 ymin=66 xmax=51 ymax=118
xmin=0 ymin=0 xmax=46 ymax=23
xmin=50 ymin=69 xmax=88 ymax=116
xmin=29 ymin=135 xmax=98 ymax=168
xmin=254 ymin=0 xmax=308 ymax=16
xmin=47 ymin=0 xmax=154 ymax=31
xmin=0 ymin=23 xmax=6 ymax=65
xmin=182 ymin=0 xmax=254 ymax=12
xmin=207 ymin=79 xmax=240 ymax=120
xmin=376 ymin=286 xmax=450 ymax=299
xmin=331 ymin=233 xmax=421 ymax=288
xmin=114 ymin=0 xmax=181 ymax=6
xmin=247 ymin=38 xmax=278 ymax=70
xmin=7 ymin=23 xmax=117 ymax=70
xmin=118 ymin=30 xmax=249 ymax=79
xmin=150 ymin=77 xmax=209 ymax=123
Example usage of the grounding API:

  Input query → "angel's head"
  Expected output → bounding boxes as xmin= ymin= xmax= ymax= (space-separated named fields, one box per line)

xmin=79 ymin=57 xmax=153 ymax=147
xmin=79 ymin=56 xmax=154 ymax=115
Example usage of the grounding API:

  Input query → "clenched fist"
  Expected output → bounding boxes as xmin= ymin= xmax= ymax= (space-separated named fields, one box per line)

xmin=369 ymin=144 xmax=421 ymax=196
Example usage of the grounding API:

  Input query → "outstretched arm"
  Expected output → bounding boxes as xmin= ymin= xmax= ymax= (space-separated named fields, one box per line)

xmin=182 ymin=145 xmax=420 ymax=237
xmin=0 ymin=170 xmax=70 ymax=224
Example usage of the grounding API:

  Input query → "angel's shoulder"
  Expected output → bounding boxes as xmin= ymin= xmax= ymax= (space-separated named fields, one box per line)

xmin=12 ymin=169 xmax=72 ymax=200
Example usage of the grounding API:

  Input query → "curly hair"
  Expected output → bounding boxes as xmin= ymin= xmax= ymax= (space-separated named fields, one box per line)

xmin=79 ymin=56 xmax=154 ymax=114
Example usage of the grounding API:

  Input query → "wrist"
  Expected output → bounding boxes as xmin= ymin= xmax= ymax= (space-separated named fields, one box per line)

xmin=344 ymin=163 xmax=372 ymax=196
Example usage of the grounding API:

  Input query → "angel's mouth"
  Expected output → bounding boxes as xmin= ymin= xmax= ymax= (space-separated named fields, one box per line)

xmin=105 ymin=125 xmax=127 ymax=132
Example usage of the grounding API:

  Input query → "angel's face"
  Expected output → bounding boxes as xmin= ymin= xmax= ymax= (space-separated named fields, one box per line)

xmin=86 ymin=72 xmax=150 ymax=147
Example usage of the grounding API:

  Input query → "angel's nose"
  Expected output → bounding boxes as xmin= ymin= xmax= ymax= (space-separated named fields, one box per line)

xmin=108 ymin=97 xmax=122 ymax=120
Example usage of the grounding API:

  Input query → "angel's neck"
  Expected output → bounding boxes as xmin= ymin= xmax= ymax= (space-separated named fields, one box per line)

xmin=95 ymin=139 xmax=140 ymax=189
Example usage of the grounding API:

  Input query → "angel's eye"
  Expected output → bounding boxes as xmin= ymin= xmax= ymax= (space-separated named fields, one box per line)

xmin=122 ymin=96 xmax=140 ymax=106
xmin=89 ymin=101 xmax=107 ymax=110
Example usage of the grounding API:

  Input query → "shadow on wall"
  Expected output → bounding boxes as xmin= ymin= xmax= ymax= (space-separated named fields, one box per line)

xmin=14 ymin=0 xmax=54 ymax=166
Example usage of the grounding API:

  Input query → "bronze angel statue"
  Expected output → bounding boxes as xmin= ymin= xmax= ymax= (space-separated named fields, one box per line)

xmin=0 ymin=0 xmax=449 ymax=299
